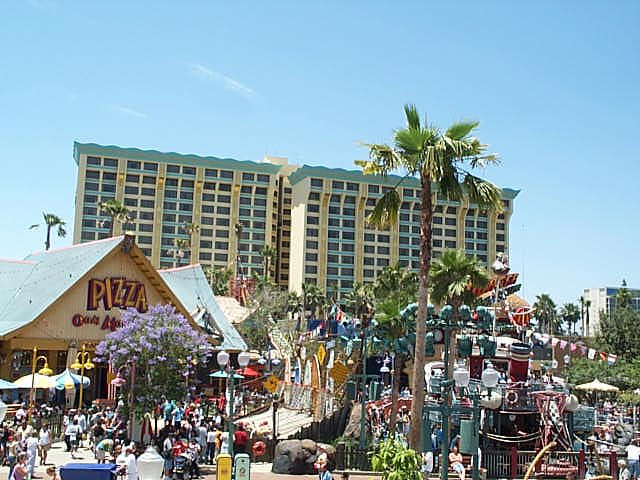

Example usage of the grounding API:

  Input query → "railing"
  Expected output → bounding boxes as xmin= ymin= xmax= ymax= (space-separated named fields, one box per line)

xmin=483 ymin=448 xmax=590 ymax=479
xmin=335 ymin=444 xmax=372 ymax=471
xmin=287 ymin=405 xmax=350 ymax=444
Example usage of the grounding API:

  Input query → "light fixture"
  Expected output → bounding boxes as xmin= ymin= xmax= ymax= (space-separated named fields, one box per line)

xmin=380 ymin=365 xmax=390 ymax=373
xmin=70 ymin=361 xmax=82 ymax=370
xmin=136 ymin=446 xmax=165 ymax=480
xmin=38 ymin=364 xmax=53 ymax=376
xmin=111 ymin=371 xmax=127 ymax=387
xmin=453 ymin=363 xmax=470 ymax=388
xmin=238 ymin=351 xmax=250 ymax=368
xmin=216 ymin=350 xmax=230 ymax=369
xmin=481 ymin=361 xmax=499 ymax=389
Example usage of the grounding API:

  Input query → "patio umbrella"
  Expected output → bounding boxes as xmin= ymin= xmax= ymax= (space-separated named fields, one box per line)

xmin=236 ymin=367 xmax=259 ymax=377
xmin=209 ymin=371 xmax=244 ymax=379
xmin=13 ymin=373 xmax=56 ymax=389
xmin=0 ymin=379 xmax=18 ymax=389
xmin=575 ymin=379 xmax=619 ymax=392
xmin=52 ymin=368 xmax=90 ymax=391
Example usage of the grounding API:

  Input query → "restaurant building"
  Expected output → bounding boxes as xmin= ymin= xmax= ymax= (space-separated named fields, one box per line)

xmin=0 ymin=234 xmax=246 ymax=400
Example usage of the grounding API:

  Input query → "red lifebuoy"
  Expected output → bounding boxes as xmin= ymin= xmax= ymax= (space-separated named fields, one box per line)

xmin=252 ymin=441 xmax=266 ymax=457
xmin=505 ymin=390 xmax=519 ymax=407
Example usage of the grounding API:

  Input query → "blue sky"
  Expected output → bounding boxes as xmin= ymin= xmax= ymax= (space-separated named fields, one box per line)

xmin=1 ymin=1 xmax=638 ymax=307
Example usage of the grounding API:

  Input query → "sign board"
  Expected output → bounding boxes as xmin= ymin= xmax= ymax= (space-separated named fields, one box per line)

xmin=263 ymin=375 xmax=280 ymax=393
xmin=317 ymin=345 xmax=326 ymax=364
xmin=329 ymin=362 xmax=349 ymax=385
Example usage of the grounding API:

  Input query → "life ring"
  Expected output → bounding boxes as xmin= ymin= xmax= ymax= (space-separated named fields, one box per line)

xmin=252 ymin=441 xmax=267 ymax=457
xmin=505 ymin=390 xmax=519 ymax=408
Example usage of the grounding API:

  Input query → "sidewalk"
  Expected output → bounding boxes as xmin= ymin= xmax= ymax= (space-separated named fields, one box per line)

xmin=0 ymin=441 xmax=376 ymax=479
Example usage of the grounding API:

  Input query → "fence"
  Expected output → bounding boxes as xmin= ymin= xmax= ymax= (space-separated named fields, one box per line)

xmin=286 ymin=405 xmax=350 ymax=444
xmin=483 ymin=448 xmax=595 ymax=479
xmin=335 ymin=444 xmax=372 ymax=471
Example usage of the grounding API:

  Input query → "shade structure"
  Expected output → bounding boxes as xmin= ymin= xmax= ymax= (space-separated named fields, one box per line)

xmin=0 ymin=379 xmax=18 ymax=390
xmin=575 ymin=378 xmax=619 ymax=392
xmin=209 ymin=371 xmax=244 ymax=379
xmin=52 ymin=368 xmax=90 ymax=391
xmin=236 ymin=366 xmax=259 ymax=377
xmin=13 ymin=373 xmax=56 ymax=389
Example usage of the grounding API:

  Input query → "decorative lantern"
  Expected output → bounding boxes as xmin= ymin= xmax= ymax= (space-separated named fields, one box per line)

xmin=136 ymin=446 xmax=164 ymax=480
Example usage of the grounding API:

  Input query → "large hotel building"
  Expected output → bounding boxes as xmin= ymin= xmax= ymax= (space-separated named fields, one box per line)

xmin=73 ymin=142 xmax=519 ymax=299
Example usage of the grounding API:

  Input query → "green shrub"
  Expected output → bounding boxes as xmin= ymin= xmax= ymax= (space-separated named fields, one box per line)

xmin=370 ymin=439 xmax=422 ymax=480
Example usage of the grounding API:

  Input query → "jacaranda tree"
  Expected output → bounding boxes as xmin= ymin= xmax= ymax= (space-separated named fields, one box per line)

xmin=95 ymin=304 xmax=212 ymax=419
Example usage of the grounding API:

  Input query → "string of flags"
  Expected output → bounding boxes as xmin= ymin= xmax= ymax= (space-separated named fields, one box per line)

xmin=532 ymin=332 xmax=618 ymax=365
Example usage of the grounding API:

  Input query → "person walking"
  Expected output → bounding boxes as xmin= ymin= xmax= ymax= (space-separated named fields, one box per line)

xmin=38 ymin=424 xmax=51 ymax=466
xmin=25 ymin=432 xmax=38 ymax=479
xmin=9 ymin=453 xmax=28 ymax=480
xmin=206 ymin=426 xmax=217 ymax=464
xmin=233 ymin=424 xmax=248 ymax=455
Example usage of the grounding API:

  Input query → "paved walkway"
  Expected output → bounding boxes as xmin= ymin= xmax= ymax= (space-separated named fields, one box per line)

xmin=0 ymin=441 xmax=374 ymax=479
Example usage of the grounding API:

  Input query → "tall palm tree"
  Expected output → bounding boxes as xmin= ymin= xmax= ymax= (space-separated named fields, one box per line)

xmin=344 ymin=282 xmax=375 ymax=316
xmin=372 ymin=264 xmax=418 ymax=307
xmin=99 ymin=199 xmax=131 ymax=236
xmin=172 ymin=238 xmax=190 ymax=267
xmin=259 ymin=244 xmax=277 ymax=279
xmin=357 ymin=104 xmax=502 ymax=448
xmin=204 ymin=266 xmax=232 ymax=295
xmin=29 ymin=213 xmax=67 ymax=250
xmin=559 ymin=302 xmax=581 ymax=336
xmin=429 ymin=249 xmax=490 ymax=380
xmin=373 ymin=298 xmax=414 ymax=435
xmin=533 ymin=294 xmax=557 ymax=335
xmin=580 ymin=297 xmax=592 ymax=336
xmin=302 ymin=283 xmax=325 ymax=321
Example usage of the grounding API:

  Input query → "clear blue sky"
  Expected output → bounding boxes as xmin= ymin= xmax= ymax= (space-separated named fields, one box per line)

xmin=1 ymin=1 xmax=638 ymax=307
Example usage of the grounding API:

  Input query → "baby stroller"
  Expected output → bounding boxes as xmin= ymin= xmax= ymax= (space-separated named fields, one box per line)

xmin=173 ymin=452 xmax=191 ymax=480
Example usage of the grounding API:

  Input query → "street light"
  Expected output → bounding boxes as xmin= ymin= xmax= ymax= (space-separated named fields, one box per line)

xmin=70 ymin=344 xmax=95 ymax=409
xmin=29 ymin=347 xmax=52 ymax=419
xmin=217 ymin=350 xmax=250 ymax=456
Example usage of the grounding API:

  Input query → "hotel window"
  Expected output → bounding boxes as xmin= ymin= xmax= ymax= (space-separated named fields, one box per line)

xmin=82 ymin=219 xmax=96 ymax=228
xmin=307 ymin=216 xmax=319 ymax=225
xmin=308 ymin=192 xmax=320 ymax=201
xmin=306 ymin=253 xmax=318 ymax=262
xmin=216 ymin=195 xmax=229 ymax=203
xmin=363 ymin=269 xmax=375 ymax=278
xmin=179 ymin=203 xmax=192 ymax=212
xmin=306 ymin=240 xmax=318 ymax=249
xmin=344 ymin=196 xmax=356 ymax=204
xmin=343 ymin=208 xmax=355 ymax=216
xmin=215 ymin=229 xmax=229 ymax=238
xmin=341 ymin=268 xmax=354 ymax=276
xmin=199 ymin=252 xmax=212 ymax=261
xmin=127 ymin=161 xmax=141 ymax=169
xmin=326 ymin=267 xmax=338 ymax=275
xmin=364 ymin=257 xmax=374 ymax=265
xmin=329 ymin=206 xmax=340 ymax=215
xmin=87 ymin=156 xmax=101 ymax=166
xmin=366 ymin=198 xmax=376 ymax=207
xmin=181 ymin=180 xmax=194 ymax=189
xmin=332 ymin=181 xmax=344 ymax=190
xmin=378 ymin=246 xmax=390 ymax=255
xmin=253 ymin=220 xmax=264 ymax=229
xmin=143 ymin=162 xmax=157 ymax=171
xmin=200 ymin=240 xmax=213 ymax=249
xmin=342 ymin=231 xmax=354 ymax=240
xmin=412 ymin=214 xmax=420 ymax=222
xmin=138 ymin=236 xmax=152 ymax=245
xmin=445 ymin=240 xmax=457 ymax=248
xmin=496 ymin=234 xmax=505 ymax=242
xmin=341 ymin=280 xmax=353 ymax=289
xmin=399 ymin=236 xmax=409 ymax=245
xmin=403 ymin=188 xmax=414 ymax=198
xmin=477 ymin=232 xmax=487 ymax=240
xmin=140 ymin=200 xmax=154 ymax=208
xmin=83 ymin=206 xmax=97 ymax=215
xmin=162 ymin=226 xmax=174 ymax=234
xmin=307 ymin=228 xmax=318 ymax=237
xmin=435 ymin=206 xmax=443 ymax=213
xmin=124 ymin=198 xmax=137 ymax=207
xmin=400 ymin=248 xmax=409 ymax=256
xmin=328 ymin=218 xmax=340 ymax=227
xmin=141 ymin=176 xmax=154 ymax=185
xmin=202 ymin=205 xmax=214 ymax=214
xmin=445 ymin=229 xmax=456 ymax=237
xmin=205 ymin=168 xmax=218 ymax=178
xmin=306 ymin=265 xmax=318 ymax=274
xmin=412 ymin=249 xmax=419 ymax=257
xmin=165 ymin=190 xmax=177 ymax=199
xmin=496 ymin=245 xmax=504 ymax=253
xmin=103 ymin=158 xmax=118 ymax=167
xmin=141 ymin=188 xmax=155 ymax=196
xmin=220 ymin=170 xmax=233 ymax=179
xmin=216 ymin=206 xmax=230 ymax=214
xmin=497 ymin=223 xmax=505 ymax=230
xmin=125 ymin=186 xmax=138 ymax=195
xmin=477 ymin=243 xmax=487 ymax=251
xmin=167 ymin=165 xmax=180 ymax=174
xmin=465 ymin=231 xmax=474 ymax=239
xmin=81 ymin=231 xmax=95 ymax=241
xmin=364 ymin=245 xmax=375 ymax=253
xmin=465 ymin=219 xmax=474 ymax=228
xmin=328 ymin=230 xmax=339 ymax=239
xmin=183 ymin=166 xmax=195 ymax=175
xmin=86 ymin=170 xmax=100 ymax=180
xmin=368 ymin=184 xmax=379 ymax=194
xmin=445 ymin=217 xmax=456 ymax=226
xmin=242 ymin=173 xmax=255 ymax=181
xmin=163 ymin=213 xmax=176 ymax=222
xmin=180 ymin=191 xmax=193 ymax=200
xmin=215 ymin=241 xmax=229 ymax=249
xmin=202 ymin=217 xmax=214 ymax=225
xmin=201 ymin=228 xmax=213 ymax=237
xmin=202 ymin=193 xmax=215 ymax=202
xmin=378 ymin=234 xmax=390 ymax=243
xmin=342 ymin=255 xmax=354 ymax=264
xmin=343 ymin=244 xmax=354 ymax=252
xmin=214 ymin=253 xmax=228 ymax=262
xmin=257 ymin=174 xmax=270 ymax=183
xmin=125 ymin=174 xmax=139 ymax=183
xmin=364 ymin=233 xmax=375 ymax=242
xmin=400 ymin=213 xmax=410 ymax=222
xmin=346 ymin=182 xmax=359 ymax=191
xmin=102 ymin=172 xmax=116 ymax=181
xmin=328 ymin=242 xmax=339 ymax=251
xmin=139 ymin=224 xmax=153 ymax=232
xmin=377 ymin=258 xmax=389 ymax=267
xmin=308 ymin=204 xmax=319 ymax=213
xmin=465 ymin=242 xmax=474 ymax=250
xmin=446 ymin=207 xmax=457 ymax=214
xmin=85 ymin=181 xmax=99 ymax=191
xmin=343 ymin=219 xmax=355 ymax=228
xmin=218 ymin=183 xmax=231 ymax=192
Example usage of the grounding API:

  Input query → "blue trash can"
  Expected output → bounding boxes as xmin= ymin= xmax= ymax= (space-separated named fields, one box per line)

xmin=59 ymin=462 xmax=117 ymax=480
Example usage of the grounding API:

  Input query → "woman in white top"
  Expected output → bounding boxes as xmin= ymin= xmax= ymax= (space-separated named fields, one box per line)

xmin=38 ymin=424 xmax=51 ymax=465
xmin=219 ymin=432 xmax=229 ymax=455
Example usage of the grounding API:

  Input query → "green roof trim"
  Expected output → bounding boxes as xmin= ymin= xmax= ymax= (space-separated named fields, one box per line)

xmin=73 ymin=142 xmax=282 ymax=175
xmin=288 ymin=165 xmax=520 ymax=199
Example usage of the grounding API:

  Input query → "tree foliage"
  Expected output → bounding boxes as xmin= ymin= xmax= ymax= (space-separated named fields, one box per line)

xmin=203 ymin=266 xmax=232 ymax=295
xmin=99 ymin=199 xmax=131 ymax=236
xmin=559 ymin=302 xmax=581 ymax=335
xmin=596 ymin=306 xmax=640 ymax=360
xmin=533 ymin=294 xmax=558 ymax=335
xmin=429 ymin=249 xmax=489 ymax=309
xmin=358 ymin=104 xmax=502 ymax=449
xmin=567 ymin=357 xmax=640 ymax=392
xmin=371 ymin=438 xmax=422 ymax=480
xmin=29 ymin=212 xmax=67 ymax=250
xmin=372 ymin=264 xmax=418 ymax=307
xmin=95 ymin=304 xmax=212 ymax=419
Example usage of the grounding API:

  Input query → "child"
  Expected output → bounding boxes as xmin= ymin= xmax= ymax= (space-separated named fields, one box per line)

xmin=46 ymin=466 xmax=59 ymax=480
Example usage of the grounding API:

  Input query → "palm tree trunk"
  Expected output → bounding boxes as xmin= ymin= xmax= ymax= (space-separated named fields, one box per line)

xmin=409 ymin=176 xmax=433 ymax=450
xmin=109 ymin=215 xmax=115 ymax=237
xmin=45 ymin=225 xmax=52 ymax=250
xmin=389 ymin=354 xmax=403 ymax=436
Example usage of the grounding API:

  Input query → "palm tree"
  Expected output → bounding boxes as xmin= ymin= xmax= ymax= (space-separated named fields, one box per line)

xmin=29 ymin=213 xmax=67 ymax=250
xmin=172 ymin=238 xmax=190 ymax=267
xmin=373 ymin=298 xmax=414 ymax=435
xmin=580 ymin=296 xmax=592 ymax=336
xmin=429 ymin=249 xmax=490 ymax=381
xmin=372 ymin=264 xmax=418 ymax=307
xmin=344 ymin=282 xmax=375 ymax=316
xmin=99 ymin=199 xmax=131 ymax=236
xmin=357 ymin=104 xmax=502 ymax=448
xmin=259 ymin=244 xmax=277 ymax=280
xmin=616 ymin=280 xmax=633 ymax=310
xmin=204 ymin=266 xmax=232 ymax=295
xmin=302 ymin=283 xmax=325 ymax=322
xmin=286 ymin=291 xmax=302 ymax=314
xmin=533 ymin=294 xmax=557 ymax=335
xmin=559 ymin=302 xmax=581 ymax=336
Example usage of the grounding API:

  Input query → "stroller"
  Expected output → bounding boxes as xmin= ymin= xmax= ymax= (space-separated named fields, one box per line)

xmin=173 ymin=453 xmax=190 ymax=480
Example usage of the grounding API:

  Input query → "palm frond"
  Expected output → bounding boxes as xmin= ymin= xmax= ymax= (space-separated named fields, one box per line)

xmin=404 ymin=104 xmax=421 ymax=130
xmin=445 ymin=121 xmax=479 ymax=141
xmin=367 ymin=188 xmax=401 ymax=229
xmin=57 ymin=224 xmax=67 ymax=237
xmin=28 ymin=224 xmax=39 ymax=230
xmin=463 ymin=174 xmax=503 ymax=212
xmin=435 ymin=163 xmax=464 ymax=202
xmin=358 ymin=143 xmax=403 ymax=175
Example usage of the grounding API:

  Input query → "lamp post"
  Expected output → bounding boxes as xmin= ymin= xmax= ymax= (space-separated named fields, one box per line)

xmin=452 ymin=361 xmax=499 ymax=480
xmin=217 ymin=350 xmax=250 ymax=457
xmin=70 ymin=344 xmax=95 ymax=410
xmin=28 ymin=347 xmax=53 ymax=420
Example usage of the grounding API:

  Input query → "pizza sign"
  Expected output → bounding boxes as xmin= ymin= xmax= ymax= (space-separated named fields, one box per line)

xmin=87 ymin=277 xmax=148 ymax=313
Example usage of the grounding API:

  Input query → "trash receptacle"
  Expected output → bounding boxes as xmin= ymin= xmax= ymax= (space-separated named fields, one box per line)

xmin=459 ymin=419 xmax=478 ymax=455
xmin=235 ymin=453 xmax=251 ymax=480
xmin=216 ymin=454 xmax=233 ymax=480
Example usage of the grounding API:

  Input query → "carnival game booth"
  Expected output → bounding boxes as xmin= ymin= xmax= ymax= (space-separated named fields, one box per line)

xmin=0 ymin=235 xmax=246 ymax=405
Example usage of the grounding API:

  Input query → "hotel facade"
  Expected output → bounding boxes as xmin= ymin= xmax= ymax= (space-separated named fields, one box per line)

xmin=73 ymin=143 xmax=519 ymax=299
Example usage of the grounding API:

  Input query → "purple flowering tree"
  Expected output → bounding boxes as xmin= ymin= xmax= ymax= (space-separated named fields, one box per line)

xmin=95 ymin=303 xmax=212 ymax=419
